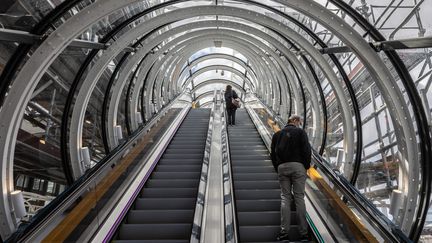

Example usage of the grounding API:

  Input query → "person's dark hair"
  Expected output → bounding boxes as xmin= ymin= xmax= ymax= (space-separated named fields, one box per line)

xmin=287 ymin=115 xmax=301 ymax=124
xmin=226 ymin=85 xmax=232 ymax=92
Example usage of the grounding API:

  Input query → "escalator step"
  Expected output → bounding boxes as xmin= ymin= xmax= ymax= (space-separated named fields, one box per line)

xmin=145 ymin=179 xmax=199 ymax=188
xmin=229 ymin=145 xmax=266 ymax=149
xmin=234 ymin=173 xmax=278 ymax=181
xmin=231 ymin=161 xmax=273 ymax=166
xmin=238 ymin=211 xmax=298 ymax=225
xmin=154 ymin=165 xmax=202 ymax=172
xmin=231 ymin=150 xmax=269 ymax=155
xmin=236 ymin=199 xmax=280 ymax=211
xmin=166 ymin=145 xmax=205 ymax=150
xmin=161 ymin=153 xmax=204 ymax=159
xmin=164 ymin=148 xmax=205 ymax=154
xmin=231 ymin=155 xmax=270 ymax=160
xmin=234 ymin=181 xmax=280 ymax=189
xmin=118 ymin=224 xmax=192 ymax=240
xmin=235 ymin=189 xmax=280 ymax=200
xmin=233 ymin=166 xmax=275 ymax=173
xmin=157 ymin=159 xmax=203 ymax=165
xmin=239 ymin=225 xmax=301 ymax=242
xmin=150 ymin=171 xmax=201 ymax=180
xmin=134 ymin=196 xmax=196 ymax=210
xmin=113 ymin=240 xmax=189 ymax=243
xmin=140 ymin=188 xmax=197 ymax=198
xmin=127 ymin=210 xmax=194 ymax=224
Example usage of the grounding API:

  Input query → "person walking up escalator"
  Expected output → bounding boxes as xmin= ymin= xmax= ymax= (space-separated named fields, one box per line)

xmin=271 ymin=115 xmax=311 ymax=242
xmin=224 ymin=85 xmax=239 ymax=125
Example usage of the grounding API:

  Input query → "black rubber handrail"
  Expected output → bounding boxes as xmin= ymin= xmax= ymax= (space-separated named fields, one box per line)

xmin=312 ymin=150 xmax=412 ymax=243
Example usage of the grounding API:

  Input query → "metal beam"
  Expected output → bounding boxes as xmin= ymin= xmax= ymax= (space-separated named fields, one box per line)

xmin=0 ymin=28 xmax=133 ymax=50
xmin=320 ymin=36 xmax=432 ymax=54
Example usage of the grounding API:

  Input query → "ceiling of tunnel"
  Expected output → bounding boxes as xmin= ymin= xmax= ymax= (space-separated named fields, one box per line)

xmin=0 ymin=0 xmax=431 ymax=241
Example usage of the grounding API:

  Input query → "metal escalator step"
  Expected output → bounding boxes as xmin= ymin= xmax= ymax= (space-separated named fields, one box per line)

xmin=231 ymin=155 xmax=270 ymax=160
xmin=235 ymin=189 xmax=280 ymax=200
xmin=118 ymin=224 xmax=192 ymax=240
xmin=169 ymin=141 xmax=205 ymax=145
xmin=239 ymin=225 xmax=301 ymax=242
xmin=234 ymin=173 xmax=278 ymax=181
xmin=161 ymin=153 xmax=204 ymax=160
xmin=236 ymin=199 xmax=280 ymax=211
xmin=127 ymin=210 xmax=194 ymax=224
xmin=238 ymin=211 xmax=279 ymax=226
xmin=170 ymin=137 xmax=207 ymax=142
xmin=172 ymin=133 xmax=207 ymax=137
xmin=145 ymin=179 xmax=199 ymax=188
xmin=157 ymin=160 xmax=203 ymax=165
xmin=229 ymin=145 xmax=267 ymax=149
xmin=229 ymin=138 xmax=262 ymax=142
xmin=134 ymin=198 xmax=196 ymax=210
xmin=177 ymin=126 xmax=208 ymax=129
xmin=230 ymin=142 xmax=266 ymax=147
xmin=231 ymin=152 xmax=269 ymax=157
xmin=234 ymin=181 xmax=280 ymax=189
xmin=164 ymin=148 xmax=204 ymax=153
xmin=154 ymin=165 xmax=202 ymax=172
xmin=167 ymin=144 xmax=205 ymax=149
xmin=230 ymin=161 xmax=273 ymax=166
xmin=237 ymin=211 xmax=298 ymax=226
xmin=140 ymin=188 xmax=197 ymax=198
xmin=113 ymin=240 xmax=189 ymax=243
xmin=150 ymin=171 xmax=201 ymax=179
xmin=231 ymin=150 xmax=269 ymax=155
xmin=233 ymin=166 xmax=275 ymax=173
xmin=229 ymin=138 xmax=263 ymax=142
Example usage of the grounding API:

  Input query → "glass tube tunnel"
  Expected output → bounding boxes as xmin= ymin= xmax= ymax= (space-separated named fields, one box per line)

xmin=0 ymin=0 xmax=431 ymax=242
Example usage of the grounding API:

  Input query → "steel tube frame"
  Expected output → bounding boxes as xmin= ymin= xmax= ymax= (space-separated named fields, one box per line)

xmin=328 ymin=1 xmax=431 ymax=239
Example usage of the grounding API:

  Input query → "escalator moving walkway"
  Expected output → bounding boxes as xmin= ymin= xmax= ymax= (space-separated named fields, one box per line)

xmin=228 ymin=109 xmax=305 ymax=242
xmin=113 ymin=108 xmax=211 ymax=242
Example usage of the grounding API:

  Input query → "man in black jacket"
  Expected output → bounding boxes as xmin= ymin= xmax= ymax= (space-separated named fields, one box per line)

xmin=271 ymin=115 xmax=311 ymax=241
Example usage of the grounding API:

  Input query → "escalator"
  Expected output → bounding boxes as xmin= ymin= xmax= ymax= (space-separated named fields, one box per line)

xmin=228 ymin=109 xmax=308 ymax=242
xmin=113 ymin=108 xmax=211 ymax=242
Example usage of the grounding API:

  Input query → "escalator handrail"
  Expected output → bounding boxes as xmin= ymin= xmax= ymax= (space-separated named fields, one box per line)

xmin=6 ymin=95 xmax=184 ymax=243
xmin=311 ymin=151 xmax=411 ymax=243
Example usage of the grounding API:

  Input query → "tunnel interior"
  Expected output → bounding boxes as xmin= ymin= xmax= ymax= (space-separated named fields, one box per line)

xmin=0 ymin=0 xmax=431 ymax=242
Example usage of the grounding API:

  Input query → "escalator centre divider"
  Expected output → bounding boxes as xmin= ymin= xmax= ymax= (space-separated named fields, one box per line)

xmin=190 ymin=102 xmax=215 ymax=242
xmin=110 ymin=108 xmax=212 ymax=242
xmin=221 ymin=101 xmax=238 ymax=243
xmin=226 ymin=109 xmax=305 ymax=242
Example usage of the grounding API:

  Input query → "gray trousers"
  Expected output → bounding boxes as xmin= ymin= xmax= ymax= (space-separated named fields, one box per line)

xmin=277 ymin=162 xmax=308 ymax=235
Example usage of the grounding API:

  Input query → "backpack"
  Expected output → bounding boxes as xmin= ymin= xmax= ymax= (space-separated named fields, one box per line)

xmin=231 ymin=91 xmax=241 ymax=108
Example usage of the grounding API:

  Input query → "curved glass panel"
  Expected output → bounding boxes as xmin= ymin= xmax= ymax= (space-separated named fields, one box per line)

xmin=13 ymin=45 xmax=90 ymax=217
